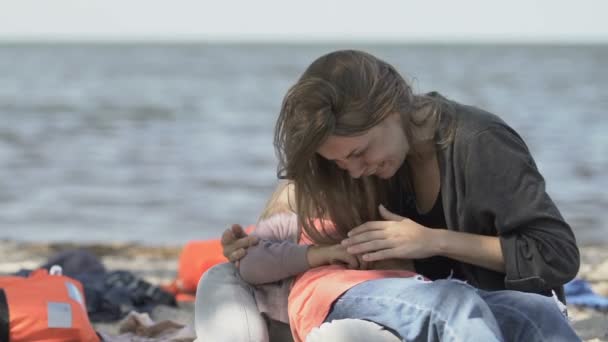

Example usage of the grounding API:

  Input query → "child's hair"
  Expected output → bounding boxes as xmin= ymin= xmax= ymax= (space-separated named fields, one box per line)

xmin=258 ymin=181 xmax=296 ymax=222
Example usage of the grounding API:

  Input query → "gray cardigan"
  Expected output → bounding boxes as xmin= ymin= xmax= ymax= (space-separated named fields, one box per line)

xmin=433 ymin=93 xmax=579 ymax=301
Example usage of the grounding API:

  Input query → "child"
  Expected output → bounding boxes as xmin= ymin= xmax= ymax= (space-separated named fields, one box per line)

xmin=240 ymin=212 xmax=578 ymax=341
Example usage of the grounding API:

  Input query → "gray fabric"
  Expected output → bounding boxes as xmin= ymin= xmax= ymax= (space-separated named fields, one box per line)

xmin=433 ymin=92 xmax=580 ymax=301
xmin=238 ymin=213 xmax=307 ymax=323
xmin=238 ymin=212 xmax=309 ymax=285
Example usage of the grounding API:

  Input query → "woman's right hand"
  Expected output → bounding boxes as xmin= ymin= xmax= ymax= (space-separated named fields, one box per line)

xmin=221 ymin=224 xmax=259 ymax=267
xmin=307 ymin=244 xmax=365 ymax=270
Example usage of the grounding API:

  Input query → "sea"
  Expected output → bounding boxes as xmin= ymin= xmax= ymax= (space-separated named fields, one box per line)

xmin=0 ymin=43 xmax=606 ymax=245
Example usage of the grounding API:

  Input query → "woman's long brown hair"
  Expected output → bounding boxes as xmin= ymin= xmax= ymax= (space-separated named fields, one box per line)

xmin=274 ymin=50 xmax=452 ymax=245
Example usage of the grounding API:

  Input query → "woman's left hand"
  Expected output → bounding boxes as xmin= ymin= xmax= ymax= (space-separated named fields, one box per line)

xmin=341 ymin=205 xmax=438 ymax=261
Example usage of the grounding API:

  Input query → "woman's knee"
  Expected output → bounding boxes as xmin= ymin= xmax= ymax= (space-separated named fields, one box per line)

xmin=481 ymin=290 xmax=580 ymax=341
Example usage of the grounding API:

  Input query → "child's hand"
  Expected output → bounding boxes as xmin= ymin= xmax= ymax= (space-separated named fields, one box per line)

xmin=221 ymin=224 xmax=259 ymax=268
xmin=307 ymin=244 xmax=360 ymax=269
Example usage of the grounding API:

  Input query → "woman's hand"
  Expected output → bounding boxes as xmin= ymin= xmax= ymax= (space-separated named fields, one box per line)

xmin=221 ymin=224 xmax=259 ymax=267
xmin=307 ymin=244 xmax=364 ymax=269
xmin=341 ymin=205 xmax=439 ymax=262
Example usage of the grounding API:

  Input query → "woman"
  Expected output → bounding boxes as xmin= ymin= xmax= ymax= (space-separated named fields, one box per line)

xmin=273 ymin=49 xmax=579 ymax=299
xmin=197 ymin=49 xmax=581 ymax=341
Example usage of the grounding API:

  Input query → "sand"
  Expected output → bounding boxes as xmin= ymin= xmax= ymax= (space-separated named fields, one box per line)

xmin=1 ymin=240 xmax=606 ymax=341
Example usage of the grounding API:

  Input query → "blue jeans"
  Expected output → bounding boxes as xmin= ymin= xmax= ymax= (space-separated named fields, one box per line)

xmin=324 ymin=277 xmax=581 ymax=342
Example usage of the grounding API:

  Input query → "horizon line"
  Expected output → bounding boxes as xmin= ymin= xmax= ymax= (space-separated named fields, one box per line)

xmin=1 ymin=37 xmax=607 ymax=46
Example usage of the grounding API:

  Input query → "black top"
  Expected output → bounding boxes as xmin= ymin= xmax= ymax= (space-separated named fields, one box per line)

xmin=411 ymin=191 xmax=467 ymax=281
xmin=388 ymin=186 xmax=465 ymax=281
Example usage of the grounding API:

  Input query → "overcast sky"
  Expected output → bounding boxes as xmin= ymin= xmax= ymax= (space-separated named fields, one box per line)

xmin=1 ymin=0 xmax=607 ymax=43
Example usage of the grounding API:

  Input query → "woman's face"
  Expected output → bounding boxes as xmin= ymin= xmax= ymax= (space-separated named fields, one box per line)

xmin=317 ymin=113 xmax=409 ymax=179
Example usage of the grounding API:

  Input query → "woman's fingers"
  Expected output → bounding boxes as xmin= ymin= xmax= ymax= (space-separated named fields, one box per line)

xmin=347 ymin=221 xmax=388 ymax=237
xmin=328 ymin=244 xmax=362 ymax=269
xmin=346 ymin=239 xmax=393 ymax=255
xmin=378 ymin=204 xmax=406 ymax=221
xmin=342 ymin=230 xmax=385 ymax=246
xmin=362 ymin=248 xmax=400 ymax=262
xmin=331 ymin=253 xmax=360 ymax=270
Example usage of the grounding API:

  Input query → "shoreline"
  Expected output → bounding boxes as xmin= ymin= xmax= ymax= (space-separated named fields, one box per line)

xmin=1 ymin=240 xmax=607 ymax=341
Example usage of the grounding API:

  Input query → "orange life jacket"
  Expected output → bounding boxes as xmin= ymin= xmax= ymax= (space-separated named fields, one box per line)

xmin=164 ymin=224 xmax=256 ymax=301
xmin=0 ymin=268 xmax=100 ymax=342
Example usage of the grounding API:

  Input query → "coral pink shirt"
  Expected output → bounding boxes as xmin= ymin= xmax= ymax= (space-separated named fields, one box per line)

xmin=288 ymin=266 xmax=417 ymax=341
xmin=288 ymin=224 xmax=418 ymax=342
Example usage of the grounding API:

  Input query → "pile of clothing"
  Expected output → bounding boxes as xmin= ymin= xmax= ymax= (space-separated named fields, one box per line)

xmin=5 ymin=249 xmax=196 ymax=342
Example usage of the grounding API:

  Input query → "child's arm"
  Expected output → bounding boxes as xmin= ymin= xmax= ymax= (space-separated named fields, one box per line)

xmin=239 ymin=213 xmax=360 ymax=284
xmin=238 ymin=213 xmax=309 ymax=284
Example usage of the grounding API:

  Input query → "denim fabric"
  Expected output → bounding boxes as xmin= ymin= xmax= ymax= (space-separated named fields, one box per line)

xmin=325 ymin=277 xmax=581 ymax=342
